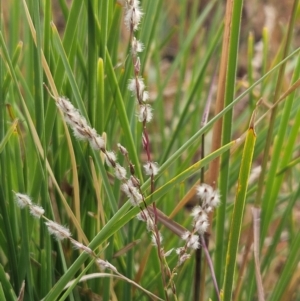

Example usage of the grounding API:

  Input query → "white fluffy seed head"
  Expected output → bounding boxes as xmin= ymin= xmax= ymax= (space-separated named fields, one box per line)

xmin=105 ymin=151 xmax=117 ymax=167
xmin=97 ymin=259 xmax=118 ymax=272
xmin=196 ymin=184 xmax=214 ymax=201
xmin=124 ymin=1 xmax=143 ymax=31
xmin=191 ymin=206 xmax=204 ymax=217
xmin=89 ymin=134 xmax=105 ymax=150
xmin=143 ymin=161 xmax=159 ymax=176
xmin=181 ymin=231 xmax=191 ymax=241
xmin=187 ymin=234 xmax=200 ymax=250
xmin=177 ymin=252 xmax=191 ymax=266
xmin=195 ymin=219 xmax=209 ymax=234
xmin=29 ymin=205 xmax=45 ymax=219
xmin=151 ymin=231 xmax=163 ymax=247
xmin=72 ymin=241 xmax=93 ymax=255
xmin=114 ymin=163 xmax=127 ymax=180
xmin=121 ymin=181 xmax=143 ymax=206
xmin=137 ymin=104 xmax=153 ymax=123
xmin=56 ymin=97 xmax=75 ymax=113
xmin=209 ymin=190 xmax=221 ymax=208
xmin=117 ymin=143 xmax=128 ymax=156
xmin=128 ymin=77 xmax=145 ymax=98
xmin=45 ymin=220 xmax=71 ymax=241
xmin=14 ymin=193 xmax=32 ymax=208
xmin=131 ymin=37 xmax=144 ymax=54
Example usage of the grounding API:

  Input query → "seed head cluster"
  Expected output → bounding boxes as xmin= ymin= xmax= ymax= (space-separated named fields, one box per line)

xmin=14 ymin=192 xmax=119 ymax=273
xmin=176 ymin=183 xmax=220 ymax=266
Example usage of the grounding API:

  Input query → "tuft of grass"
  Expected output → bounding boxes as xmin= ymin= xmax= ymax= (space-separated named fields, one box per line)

xmin=1 ymin=0 xmax=300 ymax=300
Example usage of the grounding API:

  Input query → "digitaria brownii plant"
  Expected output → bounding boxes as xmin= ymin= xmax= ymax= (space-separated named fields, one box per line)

xmin=13 ymin=1 xmax=221 ymax=299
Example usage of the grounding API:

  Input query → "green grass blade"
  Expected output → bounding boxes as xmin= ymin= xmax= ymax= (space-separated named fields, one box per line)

xmin=222 ymin=118 xmax=256 ymax=301
xmin=215 ymin=0 xmax=244 ymax=288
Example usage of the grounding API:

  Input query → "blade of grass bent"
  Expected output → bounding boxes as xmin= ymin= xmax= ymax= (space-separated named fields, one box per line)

xmin=222 ymin=115 xmax=256 ymax=301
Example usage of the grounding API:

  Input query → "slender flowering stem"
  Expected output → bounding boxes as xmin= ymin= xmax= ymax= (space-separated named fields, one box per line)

xmin=166 ymin=184 xmax=221 ymax=293
xmin=200 ymin=235 xmax=221 ymax=301
xmin=124 ymin=1 xmax=172 ymax=299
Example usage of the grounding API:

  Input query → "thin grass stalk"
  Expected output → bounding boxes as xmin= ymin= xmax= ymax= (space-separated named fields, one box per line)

xmin=99 ymin=0 xmax=108 ymax=62
xmin=222 ymin=114 xmax=256 ymax=301
xmin=215 ymin=0 xmax=244 ymax=293
xmin=43 ymin=0 xmax=51 ymax=62
xmin=96 ymin=58 xmax=105 ymax=133
xmin=247 ymin=32 xmax=254 ymax=110
xmin=124 ymin=220 xmax=134 ymax=300
xmin=86 ymin=0 xmax=97 ymax=126
xmin=260 ymin=27 xmax=269 ymax=96
xmin=53 ymin=0 xmax=84 ymax=91
xmin=195 ymin=72 xmax=216 ymax=301
xmin=139 ymin=0 xmax=162 ymax=74
xmin=103 ymin=238 xmax=114 ymax=301
xmin=30 ymin=2 xmax=54 ymax=294
xmin=107 ymin=4 xmax=122 ymax=64
xmin=57 ymin=0 xmax=68 ymax=19
xmin=8 ymin=0 xmax=19 ymax=51
xmin=209 ymin=0 xmax=235 ymax=291
xmin=173 ymin=0 xmax=188 ymax=118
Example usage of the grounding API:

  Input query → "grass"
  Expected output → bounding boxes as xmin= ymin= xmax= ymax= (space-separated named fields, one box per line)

xmin=1 ymin=0 xmax=300 ymax=300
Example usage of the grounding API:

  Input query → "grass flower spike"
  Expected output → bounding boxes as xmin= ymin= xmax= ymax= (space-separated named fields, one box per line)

xmin=124 ymin=0 xmax=143 ymax=31
xmin=14 ymin=192 xmax=32 ymax=208
xmin=29 ymin=205 xmax=45 ymax=219
xmin=45 ymin=220 xmax=71 ymax=241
